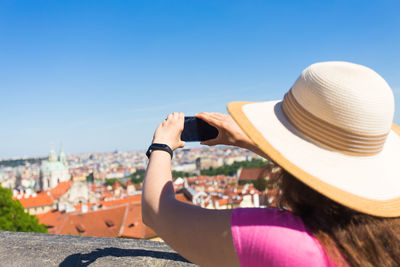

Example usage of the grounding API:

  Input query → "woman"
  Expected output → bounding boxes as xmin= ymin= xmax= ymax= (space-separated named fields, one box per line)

xmin=142 ymin=61 xmax=400 ymax=267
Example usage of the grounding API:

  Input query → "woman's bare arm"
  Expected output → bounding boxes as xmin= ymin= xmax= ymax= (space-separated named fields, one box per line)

xmin=142 ymin=112 xmax=240 ymax=267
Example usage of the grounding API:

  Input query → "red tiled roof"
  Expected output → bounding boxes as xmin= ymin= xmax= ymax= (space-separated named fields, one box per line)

xmin=37 ymin=202 xmax=156 ymax=239
xmin=217 ymin=198 xmax=230 ymax=206
xmin=49 ymin=181 xmax=73 ymax=200
xmin=99 ymin=194 xmax=141 ymax=207
xmin=56 ymin=206 xmax=126 ymax=237
xmin=15 ymin=181 xmax=73 ymax=209
xmin=238 ymin=167 xmax=269 ymax=181
xmin=17 ymin=192 xmax=54 ymax=208
xmin=36 ymin=209 xmax=67 ymax=228
xmin=34 ymin=192 xmax=195 ymax=239
xmin=175 ymin=193 xmax=192 ymax=204
xmin=120 ymin=203 xmax=156 ymax=239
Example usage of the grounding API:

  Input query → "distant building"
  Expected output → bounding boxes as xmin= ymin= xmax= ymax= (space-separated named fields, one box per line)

xmin=15 ymin=180 xmax=73 ymax=214
xmin=172 ymin=163 xmax=197 ymax=172
xmin=195 ymin=157 xmax=223 ymax=170
xmin=125 ymin=180 xmax=136 ymax=195
xmin=237 ymin=166 xmax=270 ymax=184
xmin=39 ymin=147 xmax=70 ymax=190
xmin=58 ymin=181 xmax=97 ymax=205
xmin=16 ymin=191 xmax=56 ymax=214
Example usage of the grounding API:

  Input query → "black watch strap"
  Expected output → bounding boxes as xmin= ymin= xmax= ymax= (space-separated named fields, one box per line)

xmin=146 ymin=143 xmax=173 ymax=159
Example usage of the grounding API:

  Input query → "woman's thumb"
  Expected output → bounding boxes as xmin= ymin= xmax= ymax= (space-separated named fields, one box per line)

xmin=201 ymin=139 xmax=218 ymax=146
xmin=179 ymin=141 xmax=186 ymax=148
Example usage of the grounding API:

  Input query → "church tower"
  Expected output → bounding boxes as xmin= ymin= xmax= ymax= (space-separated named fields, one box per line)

xmin=39 ymin=144 xmax=70 ymax=191
xmin=59 ymin=146 xmax=68 ymax=167
xmin=49 ymin=143 xmax=57 ymax=162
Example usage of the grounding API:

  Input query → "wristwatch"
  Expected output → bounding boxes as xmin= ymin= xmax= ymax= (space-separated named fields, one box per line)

xmin=146 ymin=143 xmax=173 ymax=159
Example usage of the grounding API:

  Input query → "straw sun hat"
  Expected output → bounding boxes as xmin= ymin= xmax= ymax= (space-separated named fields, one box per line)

xmin=228 ymin=61 xmax=400 ymax=217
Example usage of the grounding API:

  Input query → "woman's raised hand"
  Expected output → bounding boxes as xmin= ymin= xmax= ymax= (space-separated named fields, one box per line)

xmin=152 ymin=112 xmax=186 ymax=150
xmin=195 ymin=112 xmax=255 ymax=149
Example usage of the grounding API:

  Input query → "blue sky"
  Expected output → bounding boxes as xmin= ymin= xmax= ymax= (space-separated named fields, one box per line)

xmin=0 ymin=0 xmax=399 ymax=158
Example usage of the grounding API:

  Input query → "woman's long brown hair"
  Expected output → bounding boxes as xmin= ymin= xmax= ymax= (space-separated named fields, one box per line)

xmin=277 ymin=168 xmax=400 ymax=267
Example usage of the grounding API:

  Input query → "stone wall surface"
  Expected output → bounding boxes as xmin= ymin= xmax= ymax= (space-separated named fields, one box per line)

xmin=0 ymin=231 xmax=196 ymax=267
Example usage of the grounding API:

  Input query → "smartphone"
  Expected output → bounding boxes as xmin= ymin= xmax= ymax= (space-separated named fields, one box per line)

xmin=181 ymin=117 xmax=219 ymax=142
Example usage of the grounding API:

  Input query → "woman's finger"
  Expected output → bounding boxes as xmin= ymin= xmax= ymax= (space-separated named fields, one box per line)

xmin=172 ymin=112 xmax=180 ymax=120
xmin=179 ymin=141 xmax=186 ymax=148
xmin=195 ymin=112 xmax=208 ymax=120
xmin=195 ymin=113 xmax=220 ymax=127
xmin=205 ymin=113 xmax=229 ymax=127
xmin=201 ymin=138 xmax=219 ymax=146
xmin=208 ymin=112 xmax=228 ymax=121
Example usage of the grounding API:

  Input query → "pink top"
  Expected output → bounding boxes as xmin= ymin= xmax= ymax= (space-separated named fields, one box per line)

xmin=231 ymin=208 xmax=335 ymax=267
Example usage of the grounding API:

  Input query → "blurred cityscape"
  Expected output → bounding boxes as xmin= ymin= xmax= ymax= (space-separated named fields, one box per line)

xmin=0 ymin=146 xmax=280 ymax=241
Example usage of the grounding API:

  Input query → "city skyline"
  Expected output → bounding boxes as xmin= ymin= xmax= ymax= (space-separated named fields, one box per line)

xmin=1 ymin=1 xmax=399 ymax=158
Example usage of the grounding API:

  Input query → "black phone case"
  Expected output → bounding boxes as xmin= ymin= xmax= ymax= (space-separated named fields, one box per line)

xmin=181 ymin=117 xmax=219 ymax=142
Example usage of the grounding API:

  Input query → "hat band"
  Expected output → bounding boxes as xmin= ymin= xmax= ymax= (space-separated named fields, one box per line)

xmin=281 ymin=90 xmax=388 ymax=156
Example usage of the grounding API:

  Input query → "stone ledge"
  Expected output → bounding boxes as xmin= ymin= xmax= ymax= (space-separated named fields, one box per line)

xmin=0 ymin=231 xmax=196 ymax=267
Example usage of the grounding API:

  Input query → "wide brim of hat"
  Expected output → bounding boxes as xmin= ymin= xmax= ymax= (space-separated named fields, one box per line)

xmin=228 ymin=100 xmax=400 ymax=217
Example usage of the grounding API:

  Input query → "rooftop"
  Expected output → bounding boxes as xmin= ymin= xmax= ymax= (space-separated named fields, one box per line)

xmin=16 ymin=191 xmax=54 ymax=208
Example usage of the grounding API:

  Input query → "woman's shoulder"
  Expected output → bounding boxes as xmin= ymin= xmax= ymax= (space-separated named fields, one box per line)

xmin=231 ymin=207 xmax=334 ymax=267
xmin=231 ymin=207 xmax=304 ymax=228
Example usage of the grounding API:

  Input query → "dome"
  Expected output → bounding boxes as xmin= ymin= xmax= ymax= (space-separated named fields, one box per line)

xmin=40 ymin=161 xmax=68 ymax=174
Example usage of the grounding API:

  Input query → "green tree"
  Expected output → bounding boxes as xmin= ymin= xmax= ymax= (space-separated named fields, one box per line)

xmin=0 ymin=186 xmax=47 ymax=233
xmin=200 ymin=158 xmax=267 ymax=176
xmin=0 ymin=157 xmax=45 ymax=168
xmin=128 ymin=159 xmax=267 ymax=185
xmin=86 ymin=172 xmax=94 ymax=183
xmin=104 ymin=178 xmax=123 ymax=187
xmin=130 ymin=169 xmax=146 ymax=186
xmin=172 ymin=170 xmax=196 ymax=178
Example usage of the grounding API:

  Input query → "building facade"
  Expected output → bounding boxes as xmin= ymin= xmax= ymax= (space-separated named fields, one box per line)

xmin=40 ymin=147 xmax=70 ymax=190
